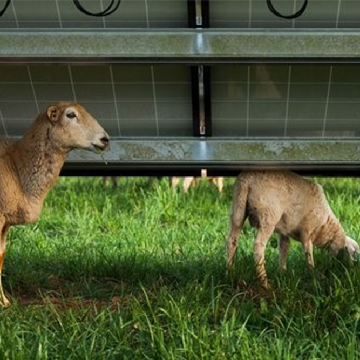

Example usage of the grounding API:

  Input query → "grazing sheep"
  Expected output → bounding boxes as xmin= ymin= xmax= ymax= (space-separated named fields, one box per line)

xmin=226 ymin=170 xmax=359 ymax=289
xmin=0 ymin=102 xmax=109 ymax=307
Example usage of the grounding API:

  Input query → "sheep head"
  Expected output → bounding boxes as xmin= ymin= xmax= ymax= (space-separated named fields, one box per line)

xmin=344 ymin=236 xmax=360 ymax=262
xmin=45 ymin=102 xmax=109 ymax=153
xmin=329 ymin=235 xmax=359 ymax=263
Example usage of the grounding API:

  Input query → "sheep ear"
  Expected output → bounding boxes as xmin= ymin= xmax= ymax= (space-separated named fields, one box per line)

xmin=46 ymin=105 xmax=60 ymax=123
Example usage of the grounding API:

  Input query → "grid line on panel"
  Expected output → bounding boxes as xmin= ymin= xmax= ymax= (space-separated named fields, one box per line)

xmin=0 ymin=20 xmax=188 ymax=25
xmin=55 ymin=0 xmax=63 ymax=28
xmin=6 ymin=117 xmax=357 ymax=122
xmin=322 ymin=66 xmax=333 ymax=137
xmin=212 ymin=99 xmax=360 ymax=104
xmin=0 ymin=81 xmax=192 ymax=85
xmin=144 ymin=0 xmax=150 ymax=28
xmin=335 ymin=0 xmax=342 ymax=28
xmin=208 ymin=81 xmax=360 ymax=85
xmin=246 ymin=65 xmax=250 ymax=136
xmin=68 ymin=66 xmax=77 ymax=102
xmin=212 ymin=81 xmax=329 ymax=85
xmin=0 ymin=20 xmax=187 ymax=24
xmin=292 ymin=0 xmax=296 ymax=28
xmin=151 ymin=66 xmax=160 ymax=136
xmin=210 ymin=20 xmax=358 ymax=24
xmin=284 ymin=65 xmax=292 ymax=137
xmin=215 ymin=117 xmax=351 ymax=121
xmin=248 ymin=0 xmax=252 ymax=27
xmin=5 ymin=98 xmax=360 ymax=104
xmin=0 ymin=117 xmax=193 ymax=121
xmin=5 ymin=20 xmax=358 ymax=24
xmin=109 ymin=65 xmax=121 ymax=136
xmin=0 ymin=99 xmax=192 ymax=104
xmin=100 ymin=0 xmax=106 ymax=28
xmin=11 ymin=0 xmax=19 ymax=28
xmin=27 ymin=66 xmax=40 ymax=113
xmin=0 ymin=108 xmax=8 ymax=136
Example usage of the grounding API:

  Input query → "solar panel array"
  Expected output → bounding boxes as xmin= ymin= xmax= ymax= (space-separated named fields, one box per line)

xmin=1 ymin=63 xmax=360 ymax=138
xmin=0 ymin=0 xmax=357 ymax=29
xmin=1 ymin=1 xmax=360 ymax=139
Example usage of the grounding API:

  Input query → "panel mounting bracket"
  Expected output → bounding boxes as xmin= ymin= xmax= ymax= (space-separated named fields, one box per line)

xmin=188 ymin=0 xmax=212 ymax=138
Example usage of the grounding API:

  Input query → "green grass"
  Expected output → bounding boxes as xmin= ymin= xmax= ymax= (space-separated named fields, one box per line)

xmin=1 ymin=176 xmax=360 ymax=359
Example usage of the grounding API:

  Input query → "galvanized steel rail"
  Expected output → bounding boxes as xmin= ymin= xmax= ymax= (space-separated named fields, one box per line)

xmin=62 ymin=139 xmax=360 ymax=176
xmin=1 ymin=30 xmax=360 ymax=63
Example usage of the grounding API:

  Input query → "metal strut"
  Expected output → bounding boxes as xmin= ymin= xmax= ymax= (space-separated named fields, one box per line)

xmin=188 ymin=0 xmax=212 ymax=138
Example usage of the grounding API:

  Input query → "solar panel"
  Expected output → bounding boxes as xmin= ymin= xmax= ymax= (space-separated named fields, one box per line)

xmin=211 ymin=63 xmax=360 ymax=138
xmin=210 ymin=0 xmax=357 ymax=29
xmin=2 ymin=63 xmax=360 ymax=139
xmin=1 ymin=0 xmax=357 ymax=30
xmin=0 ymin=64 xmax=193 ymax=137
xmin=0 ymin=0 xmax=188 ymax=29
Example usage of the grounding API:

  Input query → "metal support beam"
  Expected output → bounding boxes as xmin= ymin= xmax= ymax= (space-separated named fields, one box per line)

xmin=188 ymin=0 xmax=212 ymax=137
xmin=2 ymin=30 xmax=360 ymax=63
xmin=191 ymin=66 xmax=212 ymax=136
xmin=58 ymin=138 xmax=360 ymax=175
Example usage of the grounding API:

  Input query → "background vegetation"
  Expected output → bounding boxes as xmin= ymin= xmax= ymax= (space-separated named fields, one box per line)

xmin=1 ymin=176 xmax=360 ymax=359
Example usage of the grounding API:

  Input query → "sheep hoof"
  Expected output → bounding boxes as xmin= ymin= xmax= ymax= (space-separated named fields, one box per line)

xmin=261 ymin=280 xmax=272 ymax=291
xmin=1 ymin=297 xmax=10 ymax=308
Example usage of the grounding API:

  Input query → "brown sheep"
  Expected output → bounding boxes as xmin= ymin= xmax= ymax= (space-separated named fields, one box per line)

xmin=226 ymin=170 xmax=359 ymax=289
xmin=0 ymin=102 xmax=109 ymax=306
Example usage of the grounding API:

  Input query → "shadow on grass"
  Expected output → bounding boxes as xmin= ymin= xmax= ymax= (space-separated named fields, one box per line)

xmin=4 ymin=247 xmax=359 ymax=311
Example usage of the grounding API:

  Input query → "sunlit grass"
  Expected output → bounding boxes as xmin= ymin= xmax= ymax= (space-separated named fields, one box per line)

xmin=1 ymin=176 xmax=360 ymax=359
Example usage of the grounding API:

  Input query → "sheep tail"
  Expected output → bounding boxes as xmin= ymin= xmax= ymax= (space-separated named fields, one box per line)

xmin=230 ymin=175 xmax=249 ymax=230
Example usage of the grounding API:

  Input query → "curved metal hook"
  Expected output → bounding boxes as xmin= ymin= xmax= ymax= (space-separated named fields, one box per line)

xmin=266 ymin=0 xmax=308 ymax=20
xmin=0 ymin=0 xmax=11 ymax=18
xmin=73 ymin=0 xmax=121 ymax=17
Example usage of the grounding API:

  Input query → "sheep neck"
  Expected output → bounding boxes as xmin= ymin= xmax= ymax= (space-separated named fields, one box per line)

xmin=314 ymin=214 xmax=346 ymax=249
xmin=10 ymin=120 xmax=67 ymax=203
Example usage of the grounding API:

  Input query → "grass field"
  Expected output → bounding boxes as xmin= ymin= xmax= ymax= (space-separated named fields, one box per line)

xmin=1 ymin=176 xmax=360 ymax=359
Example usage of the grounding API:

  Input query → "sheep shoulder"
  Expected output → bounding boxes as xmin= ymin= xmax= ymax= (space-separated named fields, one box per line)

xmin=0 ymin=141 xmax=44 ymax=225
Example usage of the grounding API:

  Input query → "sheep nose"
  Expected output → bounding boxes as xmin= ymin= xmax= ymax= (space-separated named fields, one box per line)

xmin=100 ymin=135 xmax=110 ymax=147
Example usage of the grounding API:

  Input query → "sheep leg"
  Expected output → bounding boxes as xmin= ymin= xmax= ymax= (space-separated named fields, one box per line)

xmin=302 ymin=238 xmax=314 ymax=270
xmin=254 ymin=226 xmax=275 ymax=289
xmin=211 ymin=178 xmax=224 ymax=193
xmin=103 ymin=176 xmax=118 ymax=188
xmin=191 ymin=178 xmax=197 ymax=188
xmin=217 ymin=178 xmax=224 ymax=193
xmin=111 ymin=176 xmax=118 ymax=189
xmin=278 ymin=234 xmax=290 ymax=270
xmin=0 ymin=223 xmax=10 ymax=307
xmin=226 ymin=218 xmax=242 ymax=271
xmin=183 ymin=177 xmax=195 ymax=193
xmin=227 ymin=177 xmax=248 ymax=270
xmin=171 ymin=177 xmax=180 ymax=188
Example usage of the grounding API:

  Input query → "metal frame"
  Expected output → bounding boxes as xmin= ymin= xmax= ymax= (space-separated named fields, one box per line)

xmin=188 ymin=0 xmax=212 ymax=138
xmin=2 ymin=23 xmax=360 ymax=175
xmin=61 ymin=138 xmax=360 ymax=176
xmin=190 ymin=66 xmax=212 ymax=137
xmin=2 ymin=30 xmax=360 ymax=63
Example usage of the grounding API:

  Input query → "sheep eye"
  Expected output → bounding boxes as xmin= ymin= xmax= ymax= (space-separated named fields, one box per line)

xmin=66 ymin=112 xmax=77 ymax=119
